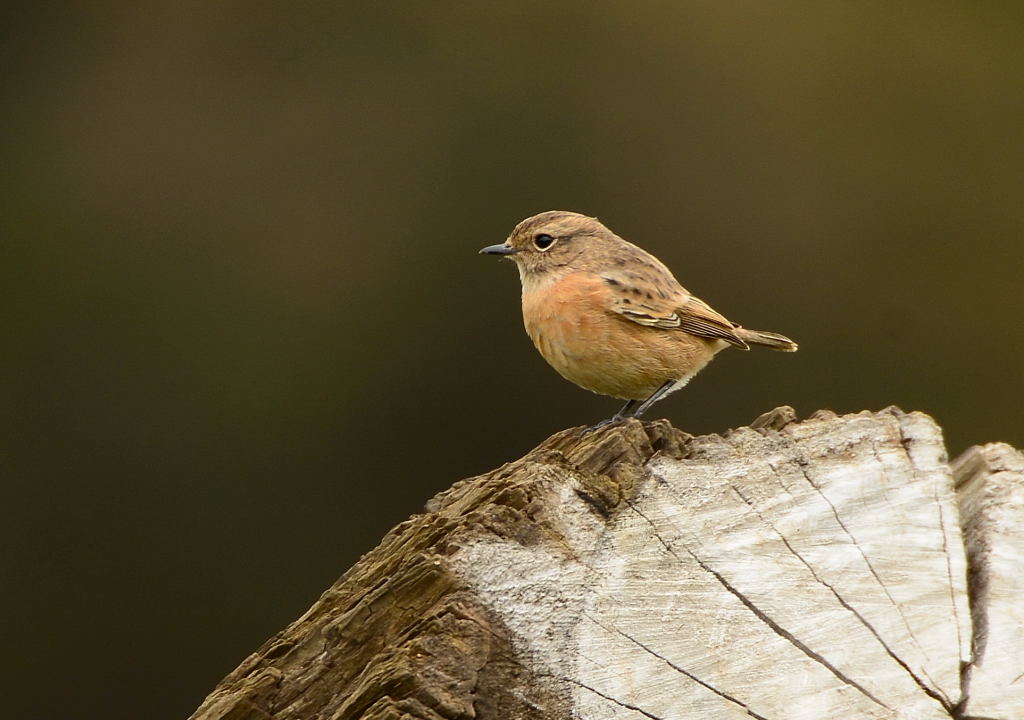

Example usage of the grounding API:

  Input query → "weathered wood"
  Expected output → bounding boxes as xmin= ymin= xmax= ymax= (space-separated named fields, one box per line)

xmin=189 ymin=408 xmax=1023 ymax=720
xmin=953 ymin=442 xmax=1024 ymax=719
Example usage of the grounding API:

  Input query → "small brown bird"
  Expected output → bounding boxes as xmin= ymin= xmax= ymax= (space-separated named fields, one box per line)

xmin=480 ymin=210 xmax=797 ymax=423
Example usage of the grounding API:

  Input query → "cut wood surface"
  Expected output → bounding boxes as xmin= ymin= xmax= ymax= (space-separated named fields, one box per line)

xmin=189 ymin=407 xmax=1024 ymax=720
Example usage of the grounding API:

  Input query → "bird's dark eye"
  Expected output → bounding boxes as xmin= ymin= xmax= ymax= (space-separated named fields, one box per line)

xmin=533 ymin=233 xmax=555 ymax=250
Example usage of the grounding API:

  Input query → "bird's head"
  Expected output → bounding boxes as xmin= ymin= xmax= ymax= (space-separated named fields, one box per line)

xmin=480 ymin=210 xmax=615 ymax=281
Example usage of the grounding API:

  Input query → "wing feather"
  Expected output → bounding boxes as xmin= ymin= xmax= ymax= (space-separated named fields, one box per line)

xmin=601 ymin=267 xmax=749 ymax=349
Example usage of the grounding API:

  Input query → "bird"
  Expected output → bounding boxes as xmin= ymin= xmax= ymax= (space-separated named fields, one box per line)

xmin=480 ymin=210 xmax=797 ymax=424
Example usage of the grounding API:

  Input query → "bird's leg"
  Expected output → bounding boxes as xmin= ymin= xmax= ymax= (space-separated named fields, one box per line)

xmin=612 ymin=398 xmax=641 ymax=422
xmin=630 ymin=380 xmax=676 ymax=419
xmin=584 ymin=399 xmax=640 ymax=433
xmin=585 ymin=388 xmax=674 ymax=433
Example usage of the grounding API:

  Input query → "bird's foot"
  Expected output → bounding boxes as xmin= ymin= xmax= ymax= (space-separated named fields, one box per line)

xmin=583 ymin=415 xmax=627 ymax=434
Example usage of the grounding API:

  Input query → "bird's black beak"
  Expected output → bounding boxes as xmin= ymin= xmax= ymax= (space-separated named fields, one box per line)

xmin=479 ymin=243 xmax=518 ymax=256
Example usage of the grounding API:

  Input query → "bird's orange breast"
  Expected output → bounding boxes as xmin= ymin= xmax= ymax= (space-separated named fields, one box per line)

xmin=520 ymin=272 xmax=717 ymax=400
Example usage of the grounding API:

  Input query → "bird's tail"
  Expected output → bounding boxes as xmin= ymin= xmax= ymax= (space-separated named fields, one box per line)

xmin=735 ymin=328 xmax=798 ymax=352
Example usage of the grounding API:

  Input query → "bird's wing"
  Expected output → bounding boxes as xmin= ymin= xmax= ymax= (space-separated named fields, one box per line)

xmin=671 ymin=295 xmax=749 ymax=348
xmin=601 ymin=265 xmax=749 ymax=349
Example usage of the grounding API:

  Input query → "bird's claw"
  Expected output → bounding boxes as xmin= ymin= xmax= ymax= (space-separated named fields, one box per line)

xmin=584 ymin=416 xmax=626 ymax=434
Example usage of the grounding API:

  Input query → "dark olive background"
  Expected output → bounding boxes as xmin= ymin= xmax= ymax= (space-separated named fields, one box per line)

xmin=4 ymin=3 xmax=1023 ymax=718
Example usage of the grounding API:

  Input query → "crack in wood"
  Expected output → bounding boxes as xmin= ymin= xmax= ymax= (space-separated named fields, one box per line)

xmin=883 ymin=432 xmax=958 ymax=702
xmin=454 ymin=536 xmax=773 ymax=719
xmin=766 ymin=461 xmax=799 ymax=502
xmin=625 ymin=499 xmax=894 ymax=713
xmin=583 ymin=610 xmax=773 ymax=720
xmin=728 ymin=480 xmax=954 ymax=715
xmin=457 ymin=530 xmax=772 ymax=719
xmin=461 ymin=613 xmax=667 ymax=719
xmin=887 ymin=421 xmax=968 ymax=710
xmin=934 ymin=477 xmax=967 ymax=707
xmin=568 ymin=679 xmax=668 ymax=720
xmin=793 ymin=457 xmax=931 ymax=661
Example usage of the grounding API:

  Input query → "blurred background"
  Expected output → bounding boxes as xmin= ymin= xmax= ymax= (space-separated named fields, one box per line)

xmin=4 ymin=3 xmax=1023 ymax=718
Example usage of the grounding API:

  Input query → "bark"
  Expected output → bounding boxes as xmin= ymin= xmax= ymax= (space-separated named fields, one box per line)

xmin=189 ymin=407 xmax=1024 ymax=720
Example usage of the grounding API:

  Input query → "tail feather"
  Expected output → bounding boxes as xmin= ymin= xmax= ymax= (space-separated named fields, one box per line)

xmin=735 ymin=328 xmax=798 ymax=352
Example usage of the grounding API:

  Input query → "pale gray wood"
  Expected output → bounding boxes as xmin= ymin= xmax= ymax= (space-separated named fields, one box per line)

xmin=453 ymin=409 xmax=971 ymax=719
xmin=954 ymin=442 xmax=1024 ymax=719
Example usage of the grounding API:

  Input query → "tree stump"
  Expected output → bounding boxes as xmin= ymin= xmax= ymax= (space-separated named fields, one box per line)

xmin=189 ymin=407 xmax=1024 ymax=720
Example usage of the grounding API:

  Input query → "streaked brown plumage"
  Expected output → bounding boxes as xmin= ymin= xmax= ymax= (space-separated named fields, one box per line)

xmin=481 ymin=210 xmax=797 ymax=422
